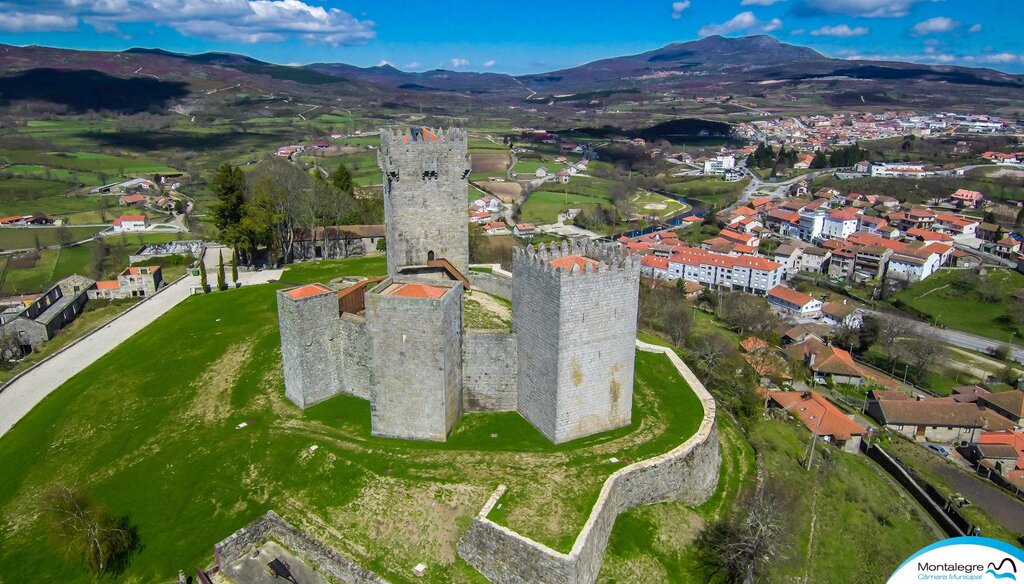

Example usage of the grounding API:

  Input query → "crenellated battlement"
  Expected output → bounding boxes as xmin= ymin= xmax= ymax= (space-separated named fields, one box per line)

xmin=513 ymin=240 xmax=640 ymax=280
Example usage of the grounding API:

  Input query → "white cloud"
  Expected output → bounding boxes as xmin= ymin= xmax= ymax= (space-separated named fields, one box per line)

xmin=968 ymin=24 xmax=982 ymax=33
xmin=375 ymin=59 xmax=390 ymax=67
xmin=404 ymin=61 xmax=420 ymax=69
xmin=670 ymin=1 xmax=690 ymax=19
xmin=742 ymin=0 xmax=786 ymax=5
xmin=0 ymin=11 xmax=77 ymax=32
xmin=911 ymin=16 xmax=959 ymax=36
xmin=0 ymin=0 xmax=376 ymax=45
xmin=450 ymin=58 xmax=469 ymax=68
xmin=811 ymin=24 xmax=869 ymax=36
xmin=483 ymin=59 xmax=496 ymax=68
xmin=800 ymin=0 xmax=937 ymax=18
xmin=698 ymin=11 xmax=783 ymax=36
xmin=981 ymin=53 xmax=1021 ymax=64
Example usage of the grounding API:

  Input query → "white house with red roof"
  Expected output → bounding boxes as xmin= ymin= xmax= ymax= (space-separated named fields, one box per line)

xmin=667 ymin=247 xmax=782 ymax=294
xmin=767 ymin=285 xmax=823 ymax=317
xmin=822 ymin=208 xmax=861 ymax=240
xmin=112 ymin=215 xmax=148 ymax=232
xmin=640 ymin=255 xmax=670 ymax=279
xmin=950 ymin=188 xmax=984 ymax=208
xmin=934 ymin=213 xmax=979 ymax=237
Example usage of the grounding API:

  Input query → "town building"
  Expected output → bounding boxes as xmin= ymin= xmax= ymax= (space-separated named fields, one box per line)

xmin=767 ymin=286 xmax=822 ymax=317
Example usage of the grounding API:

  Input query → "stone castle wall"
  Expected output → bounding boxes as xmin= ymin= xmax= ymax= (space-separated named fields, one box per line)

xmin=214 ymin=511 xmax=388 ymax=584
xmin=467 ymin=269 xmax=513 ymax=299
xmin=463 ymin=330 xmax=518 ymax=412
xmin=365 ymin=278 xmax=464 ymax=441
xmin=512 ymin=241 xmax=641 ymax=443
xmin=277 ymin=289 xmax=344 ymax=409
xmin=379 ymin=127 xmax=470 ymax=275
xmin=337 ymin=313 xmax=371 ymax=400
xmin=457 ymin=341 xmax=720 ymax=583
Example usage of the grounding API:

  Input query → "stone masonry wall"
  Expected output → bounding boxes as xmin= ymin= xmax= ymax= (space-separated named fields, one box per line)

xmin=468 ymin=269 xmax=512 ymax=300
xmin=512 ymin=248 xmax=562 ymax=440
xmin=512 ymin=241 xmax=641 ymax=443
xmin=365 ymin=278 xmax=463 ymax=441
xmin=379 ymin=128 xmax=470 ymax=275
xmin=214 ymin=511 xmax=388 ymax=584
xmin=462 ymin=330 xmax=518 ymax=412
xmin=457 ymin=341 xmax=720 ymax=584
xmin=337 ymin=313 xmax=371 ymax=400
xmin=277 ymin=288 xmax=344 ymax=409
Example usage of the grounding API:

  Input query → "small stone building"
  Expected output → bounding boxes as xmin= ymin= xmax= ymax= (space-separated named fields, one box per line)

xmin=0 ymin=274 xmax=94 ymax=352
xmin=89 ymin=266 xmax=163 ymax=300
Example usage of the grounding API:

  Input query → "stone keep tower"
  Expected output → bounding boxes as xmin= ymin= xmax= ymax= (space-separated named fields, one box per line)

xmin=378 ymin=127 xmax=471 ymax=276
xmin=364 ymin=278 xmax=464 ymax=441
xmin=276 ymin=284 xmax=344 ymax=409
xmin=512 ymin=241 xmax=641 ymax=444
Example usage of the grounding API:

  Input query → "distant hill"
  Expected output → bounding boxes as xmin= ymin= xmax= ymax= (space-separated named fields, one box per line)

xmin=0 ymin=35 xmax=1022 ymax=113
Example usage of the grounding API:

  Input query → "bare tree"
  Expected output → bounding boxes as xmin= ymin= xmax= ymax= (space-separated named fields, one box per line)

xmin=664 ymin=302 xmax=694 ymax=346
xmin=42 ymin=484 xmax=135 ymax=575
xmin=877 ymin=316 xmax=912 ymax=372
xmin=695 ymin=485 xmax=788 ymax=584
xmin=694 ymin=332 xmax=734 ymax=381
xmin=901 ymin=327 xmax=945 ymax=381
xmin=719 ymin=293 xmax=776 ymax=338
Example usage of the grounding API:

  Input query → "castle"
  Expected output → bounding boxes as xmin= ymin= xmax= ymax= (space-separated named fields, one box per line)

xmin=277 ymin=127 xmax=641 ymax=444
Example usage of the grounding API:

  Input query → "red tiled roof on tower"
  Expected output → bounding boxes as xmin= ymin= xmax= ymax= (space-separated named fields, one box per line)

xmin=287 ymin=283 xmax=333 ymax=299
xmin=549 ymin=254 xmax=599 ymax=272
xmin=383 ymin=282 xmax=449 ymax=299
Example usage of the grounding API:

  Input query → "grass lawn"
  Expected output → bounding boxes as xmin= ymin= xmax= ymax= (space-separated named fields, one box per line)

xmin=891 ymin=268 xmax=1024 ymax=341
xmin=0 ymin=150 xmax=178 ymax=175
xmin=0 ymin=272 xmax=706 ymax=582
xmin=0 ymin=177 xmax=72 ymax=203
xmin=664 ymin=177 xmax=748 ymax=208
xmin=0 ymin=249 xmax=59 ymax=294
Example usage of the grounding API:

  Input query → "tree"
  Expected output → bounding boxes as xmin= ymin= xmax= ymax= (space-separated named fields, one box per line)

xmin=217 ymin=250 xmax=225 ymax=291
xmin=664 ymin=302 xmax=694 ymax=346
xmin=57 ymin=226 xmax=73 ymax=247
xmin=901 ymin=328 xmax=945 ymax=381
xmin=694 ymin=332 xmax=734 ymax=382
xmin=1008 ymin=301 xmax=1024 ymax=332
xmin=719 ymin=293 xmax=776 ymax=338
xmin=199 ymin=259 xmax=209 ymax=293
xmin=42 ymin=484 xmax=136 ymax=575
xmin=331 ymin=162 xmax=353 ymax=193
xmin=211 ymin=164 xmax=245 ymax=234
xmin=810 ymin=151 xmax=829 ymax=169
xmin=877 ymin=316 xmax=911 ymax=371
xmin=695 ymin=485 xmax=788 ymax=584
xmin=230 ymin=255 xmax=238 ymax=285
xmin=34 ymin=232 xmax=41 ymax=251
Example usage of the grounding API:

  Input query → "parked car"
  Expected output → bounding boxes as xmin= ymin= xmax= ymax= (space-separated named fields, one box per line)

xmin=927 ymin=444 xmax=950 ymax=457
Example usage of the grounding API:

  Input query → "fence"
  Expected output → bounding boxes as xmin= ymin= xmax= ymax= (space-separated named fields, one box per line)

xmin=862 ymin=440 xmax=976 ymax=538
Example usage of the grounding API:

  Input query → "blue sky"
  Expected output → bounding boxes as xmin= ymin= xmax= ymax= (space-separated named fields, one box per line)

xmin=0 ymin=0 xmax=1021 ymax=73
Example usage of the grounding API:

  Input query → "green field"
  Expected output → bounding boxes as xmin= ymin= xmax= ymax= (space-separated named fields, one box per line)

xmin=891 ymin=268 xmax=1024 ymax=341
xmin=0 ymin=257 xmax=706 ymax=583
xmin=1 ymin=150 xmax=178 ymax=175
xmin=664 ymin=176 xmax=748 ymax=207
xmin=0 ymin=226 xmax=104 ymax=251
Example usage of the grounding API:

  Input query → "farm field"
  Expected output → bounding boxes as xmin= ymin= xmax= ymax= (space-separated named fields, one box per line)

xmin=0 ymin=266 xmax=705 ymax=583
xmin=0 ymin=226 xmax=104 ymax=250
xmin=891 ymin=268 xmax=1024 ymax=341
xmin=1 ymin=150 xmax=179 ymax=175
xmin=663 ymin=176 xmax=748 ymax=208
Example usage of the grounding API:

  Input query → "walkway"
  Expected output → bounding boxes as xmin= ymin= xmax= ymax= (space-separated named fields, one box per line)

xmin=0 ymin=269 xmax=283 ymax=438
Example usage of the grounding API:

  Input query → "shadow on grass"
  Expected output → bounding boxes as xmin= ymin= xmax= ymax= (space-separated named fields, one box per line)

xmin=0 ymin=69 xmax=188 ymax=114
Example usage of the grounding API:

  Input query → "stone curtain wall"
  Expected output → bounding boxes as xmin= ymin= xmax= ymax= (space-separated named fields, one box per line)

xmin=463 ymin=330 xmax=518 ymax=412
xmin=457 ymin=341 xmax=720 ymax=584
xmin=365 ymin=278 xmax=464 ymax=441
xmin=379 ymin=128 xmax=471 ymax=275
xmin=214 ymin=511 xmax=389 ymax=584
xmin=337 ymin=314 xmax=371 ymax=400
xmin=277 ymin=289 xmax=344 ymax=408
xmin=467 ymin=267 xmax=513 ymax=299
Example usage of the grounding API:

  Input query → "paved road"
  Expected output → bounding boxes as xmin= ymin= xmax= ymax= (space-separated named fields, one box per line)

xmin=0 ymin=269 xmax=283 ymax=438
xmin=864 ymin=308 xmax=1024 ymax=363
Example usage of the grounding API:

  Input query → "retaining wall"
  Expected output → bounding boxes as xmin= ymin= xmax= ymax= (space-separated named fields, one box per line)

xmin=468 ymin=269 xmax=513 ymax=299
xmin=457 ymin=340 xmax=720 ymax=583
xmin=214 ymin=511 xmax=388 ymax=584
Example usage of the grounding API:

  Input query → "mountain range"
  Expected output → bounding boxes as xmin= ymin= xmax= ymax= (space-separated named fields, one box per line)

xmin=1 ymin=35 xmax=1021 ymax=114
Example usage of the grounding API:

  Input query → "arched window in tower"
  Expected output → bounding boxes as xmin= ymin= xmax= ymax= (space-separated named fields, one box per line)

xmin=427 ymin=250 xmax=435 ymax=261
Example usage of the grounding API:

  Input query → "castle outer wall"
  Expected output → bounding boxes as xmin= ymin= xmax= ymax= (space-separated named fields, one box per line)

xmin=378 ymin=128 xmax=471 ymax=275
